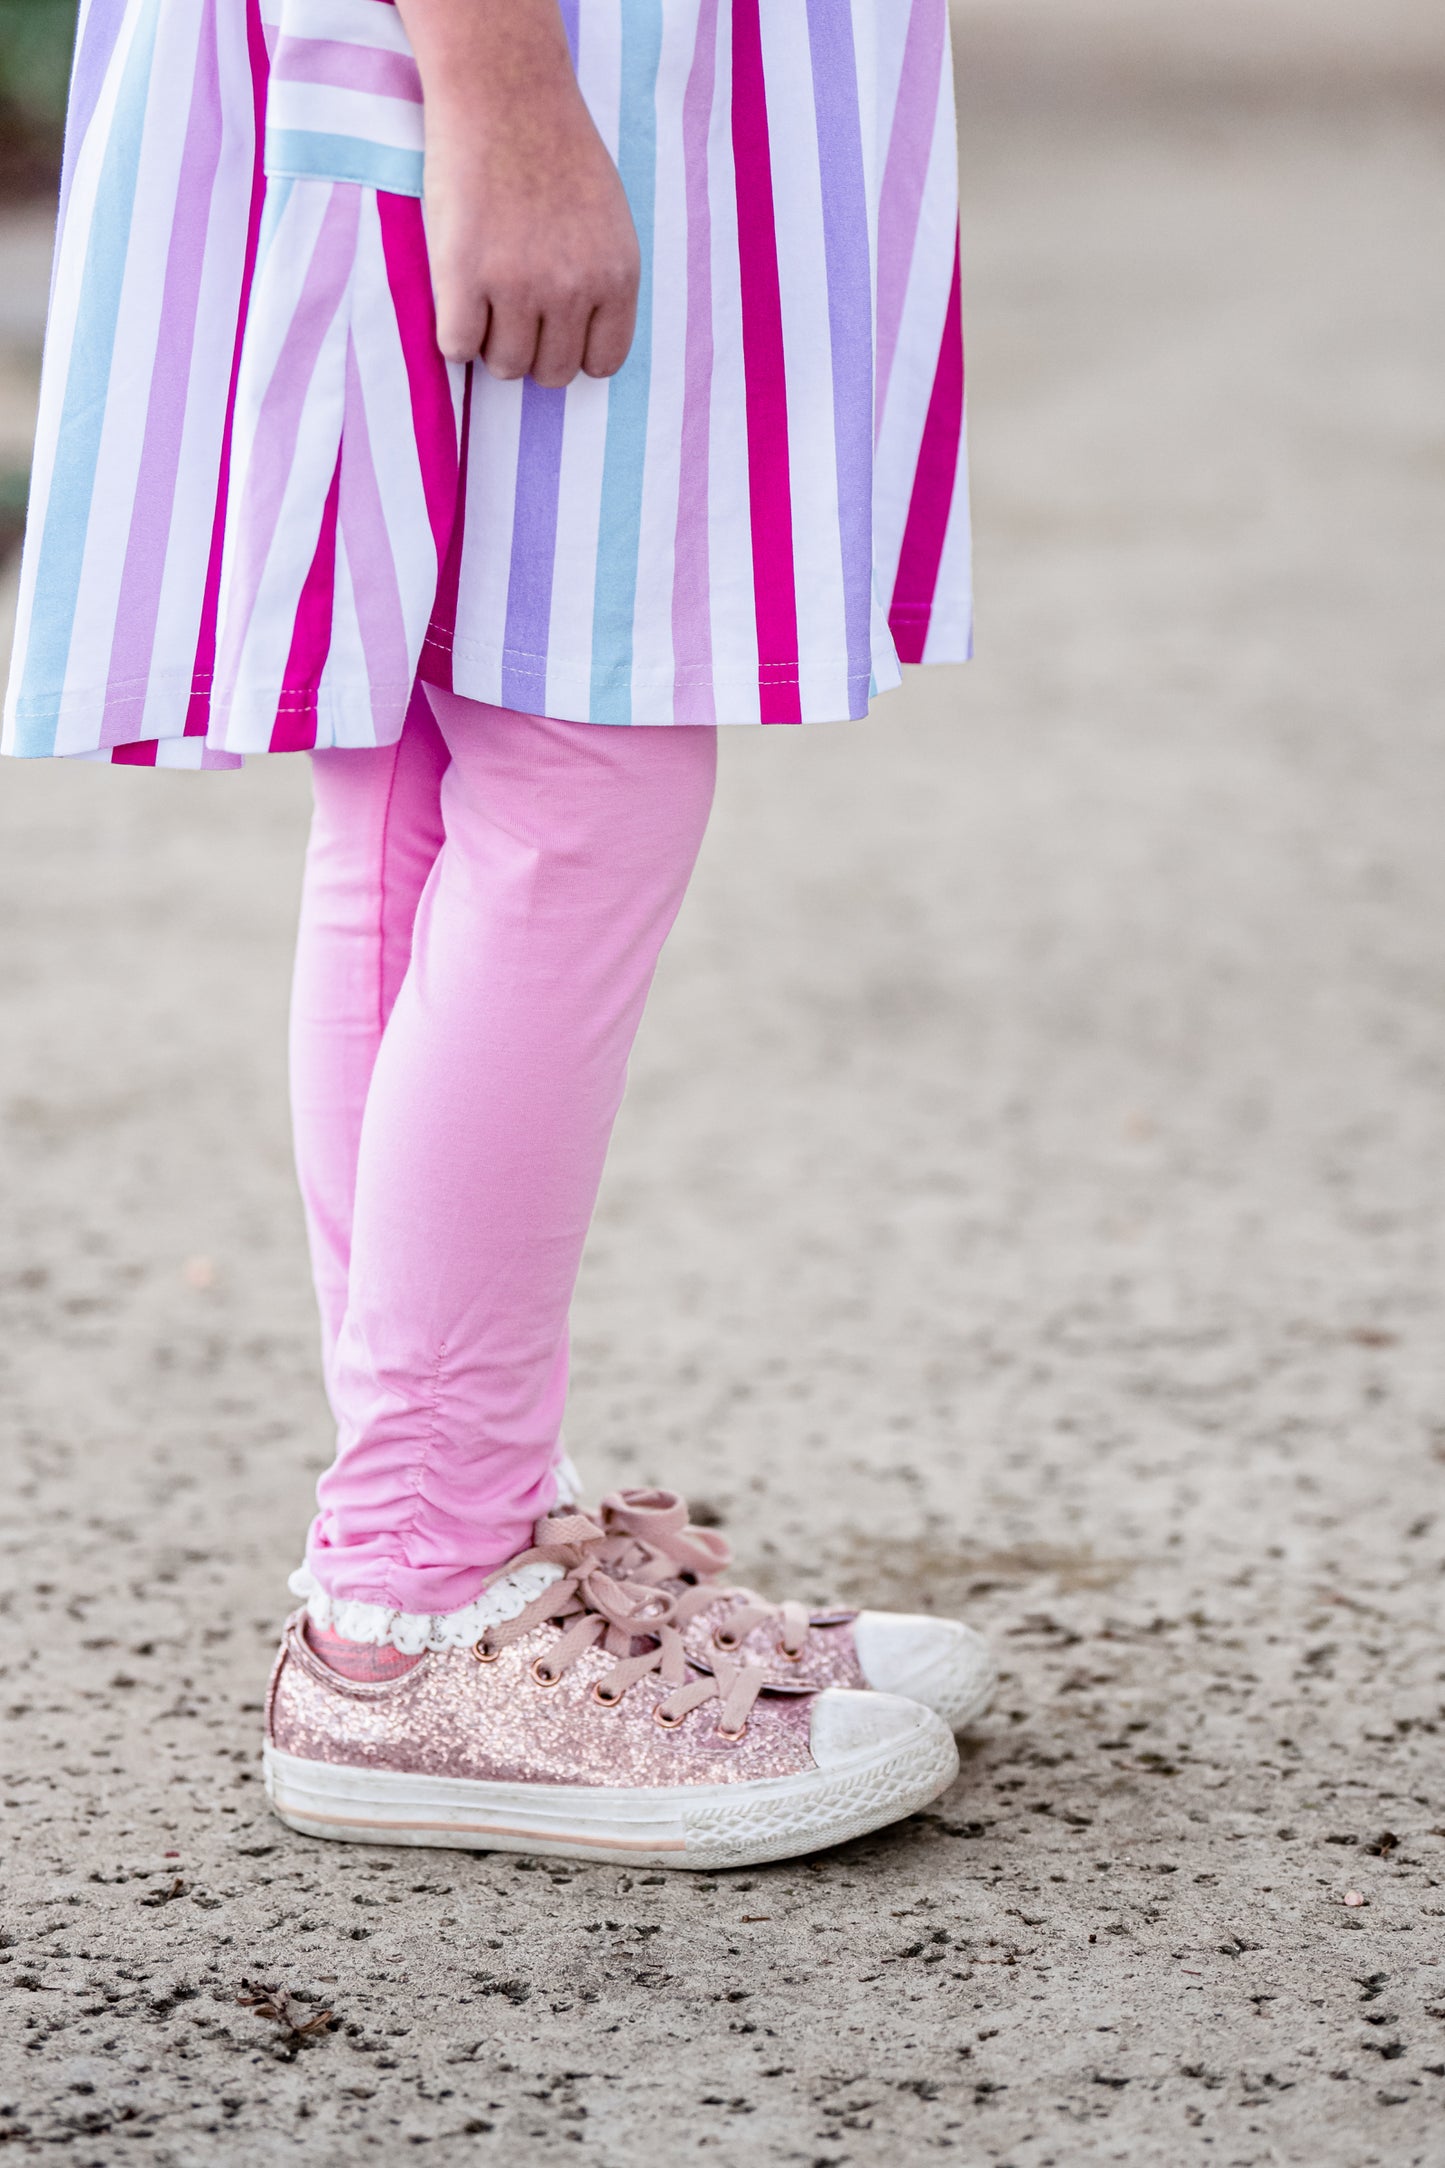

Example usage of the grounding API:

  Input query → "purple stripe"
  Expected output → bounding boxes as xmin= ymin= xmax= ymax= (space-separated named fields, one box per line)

xmin=670 ymin=0 xmax=719 ymax=723
xmin=212 ymin=187 xmax=360 ymax=705
xmin=56 ymin=0 xmax=130 ymax=232
xmin=874 ymin=0 xmax=946 ymax=442
xmin=101 ymin=2 xmax=225 ymax=745
xmin=488 ymin=0 xmax=576 ymax=713
xmin=500 ymin=379 xmax=566 ymax=712
xmin=272 ymin=36 xmax=421 ymax=102
xmin=806 ymin=0 xmax=874 ymax=712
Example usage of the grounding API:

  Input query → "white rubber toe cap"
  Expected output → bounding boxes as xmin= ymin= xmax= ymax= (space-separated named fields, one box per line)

xmin=852 ymin=1612 xmax=998 ymax=1732
xmin=808 ymin=1685 xmax=958 ymax=1787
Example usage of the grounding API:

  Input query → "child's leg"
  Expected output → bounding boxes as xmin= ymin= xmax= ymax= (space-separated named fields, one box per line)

xmin=305 ymin=690 xmax=718 ymax=1616
xmin=289 ymin=695 xmax=448 ymax=1394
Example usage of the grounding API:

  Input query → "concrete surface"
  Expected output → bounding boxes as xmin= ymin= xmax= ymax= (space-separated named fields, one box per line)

xmin=1 ymin=4 xmax=1443 ymax=2162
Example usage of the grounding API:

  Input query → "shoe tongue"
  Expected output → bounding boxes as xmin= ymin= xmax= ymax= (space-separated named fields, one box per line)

xmin=306 ymin=1622 xmax=421 ymax=1682
xmin=600 ymin=1488 xmax=690 ymax=1538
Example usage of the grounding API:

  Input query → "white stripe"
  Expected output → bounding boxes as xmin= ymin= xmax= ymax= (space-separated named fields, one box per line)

xmin=700 ymin=20 xmax=760 ymax=725
xmin=764 ymin=1 xmax=851 ymax=721
xmin=627 ymin=2 xmax=697 ymax=714
xmin=266 ymin=81 xmax=424 ymax=155
xmin=540 ymin=377 xmax=609 ymax=723
xmin=448 ymin=378 xmax=523 ymax=709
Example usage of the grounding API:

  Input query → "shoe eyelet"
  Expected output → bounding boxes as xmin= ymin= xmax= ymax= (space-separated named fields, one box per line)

xmin=715 ymin=1722 xmax=747 ymax=1743
xmin=592 ymin=1682 xmax=623 ymax=1708
xmin=776 ymin=1642 xmax=806 ymax=1663
xmin=713 ymin=1629 xmax=740 ymax=1653
xmin=652 ymin=1704 xmax=685 ymax=1730
xmin=530 ymin=1657 xmax=562 ymax=1689
xmin=473 ymin=1638 xmax=501 ymax=1664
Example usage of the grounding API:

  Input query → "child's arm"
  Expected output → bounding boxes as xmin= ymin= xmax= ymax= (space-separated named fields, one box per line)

xmin=393 ymin=0 xmax=640 ymax=386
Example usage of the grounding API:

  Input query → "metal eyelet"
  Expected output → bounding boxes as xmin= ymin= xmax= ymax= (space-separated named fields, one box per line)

xmin=776 ymin=1643 xmax=806 ymax=1664
xmin=592 ymin=1681 xmax=623 ymax=1708
xmin=530 ymin=1657 xmax=562 ymax=1689
xmin=713 ymin=1629 xmax=740 ymax=1653
xmin=715 ymin=1722 xmax=747 ymax=1743
xmin=652 ymin=1704 xmax=685 ymax=1729
xmin=472 ymin=1638 xmax=501 ymax=1664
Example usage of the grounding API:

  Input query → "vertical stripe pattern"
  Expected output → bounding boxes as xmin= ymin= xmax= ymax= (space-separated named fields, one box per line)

xmin=6 ymin=0 xmax=970 ymax=765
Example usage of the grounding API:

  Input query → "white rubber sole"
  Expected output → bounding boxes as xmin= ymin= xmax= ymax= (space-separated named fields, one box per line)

xmin=264 ymin=1714 xmax=958 ymax=1872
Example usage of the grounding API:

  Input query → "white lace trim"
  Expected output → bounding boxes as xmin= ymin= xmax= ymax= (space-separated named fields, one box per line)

xmin=288 ymin=1560 xmax=564 ymax=1655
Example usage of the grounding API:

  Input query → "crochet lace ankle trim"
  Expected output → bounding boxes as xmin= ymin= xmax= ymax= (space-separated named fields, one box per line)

xmin=288 ymin=1560 xmax=564 ymax=1655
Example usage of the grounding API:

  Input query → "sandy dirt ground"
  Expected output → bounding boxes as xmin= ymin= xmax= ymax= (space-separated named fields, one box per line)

xmin=1 ymin=4 xmax=1443 ymax=2162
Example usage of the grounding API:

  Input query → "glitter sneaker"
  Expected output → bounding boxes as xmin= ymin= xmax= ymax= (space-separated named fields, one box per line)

xmin=263 ymin=1511 xmax=958 ymax=1871
xmin=593 ymin=1490 xmax=997 ymax=1731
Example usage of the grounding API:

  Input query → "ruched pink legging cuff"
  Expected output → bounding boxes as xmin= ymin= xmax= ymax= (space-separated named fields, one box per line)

xmin=289 ymin=687 xmax=717 ymax=1614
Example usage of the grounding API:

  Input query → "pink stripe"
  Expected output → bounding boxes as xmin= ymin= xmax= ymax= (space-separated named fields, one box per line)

xmin=186 ymin=0 xmax=269 ymax=738
xmin=272 ymin=36 xmax=421 ymax=102
xmin=376 ymin=194 xmax=459 ymax=568
xmin=213 ymin=185 xmax=360 ymax=707
xmin=889 ymin=235 xmax=964 ymax=664
xmin=874 ymin=1 xmax=946 ymax=443
xmin=670 ymin=0 xmax=719 ymax=724
xmin=731 ymin=0 xmax=802 ymax=726
xmin=337 ymin=335 xmax=413 ymax=716
xmin=420 ymin=366 xmax=472 ymax=693
xmin=271 ymin=456 xmax=341 ymax=750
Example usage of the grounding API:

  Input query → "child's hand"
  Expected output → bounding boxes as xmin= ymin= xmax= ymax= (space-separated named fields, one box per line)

xmin=397 ymin=0 xmax=640 ymax=388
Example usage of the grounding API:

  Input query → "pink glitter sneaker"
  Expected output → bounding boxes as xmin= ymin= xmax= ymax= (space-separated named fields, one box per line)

xmin=594 ymin=1491 xmax=997 ymax=1731
xmin=263 ymin=1512 xmax=957 ymax=1870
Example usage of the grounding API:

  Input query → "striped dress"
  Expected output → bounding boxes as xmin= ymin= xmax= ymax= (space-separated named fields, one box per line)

xmin=3 ymin=0 xmax=971 ymax=768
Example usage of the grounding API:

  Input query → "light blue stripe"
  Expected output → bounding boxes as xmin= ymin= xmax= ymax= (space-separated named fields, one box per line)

xmin=587 ymin=2 xmax=663 ymax=725
xmin=13 ymin=0 xmax=163 ymax=755
xmin=264 ymin=129 xmax=424 ymax=198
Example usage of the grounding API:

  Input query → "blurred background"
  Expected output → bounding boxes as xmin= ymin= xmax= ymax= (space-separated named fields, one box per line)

xmin=0 ymin=4 xmax=1442 ymax=2159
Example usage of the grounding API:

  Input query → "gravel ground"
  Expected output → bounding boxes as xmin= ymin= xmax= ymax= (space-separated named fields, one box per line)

xmin=1 ymin=5 xmax=1443 ymax=2163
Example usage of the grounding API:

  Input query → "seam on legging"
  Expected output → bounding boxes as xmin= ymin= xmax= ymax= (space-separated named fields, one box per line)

xmin=373 ymin=735 xmax=408 ymax=1040
xmin=381 ymin=1340 xmax=451 ymax=1612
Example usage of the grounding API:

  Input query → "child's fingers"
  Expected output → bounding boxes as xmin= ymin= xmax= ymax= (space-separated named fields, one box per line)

xmin=433 ymin=289 xmax=490 ymax=367
xmin=480 ymin=299 xmax=543 ymax=384
xmin=532 ymin=305 xmax=592 ymax=391
xmin=583 ymin=293 xmax=638 ymax=381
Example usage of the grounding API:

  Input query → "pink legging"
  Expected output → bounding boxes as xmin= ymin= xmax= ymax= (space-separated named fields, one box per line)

xmin=290 ymin=686 xmax=717 ymax=1615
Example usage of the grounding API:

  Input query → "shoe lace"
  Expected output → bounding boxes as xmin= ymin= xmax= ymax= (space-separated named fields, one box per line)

xmin=474 ymin=1512 xmax=768 ymax=1736
xmin=594 ymin=1490 xmax=813 ymax=1660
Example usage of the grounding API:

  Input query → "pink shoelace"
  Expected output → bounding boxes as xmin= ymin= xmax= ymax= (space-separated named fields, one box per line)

xmin=476 ymin=1511 xmax=769 ymax=1737
xmin=595 ymin=1491 xmax=815 ymax=1662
